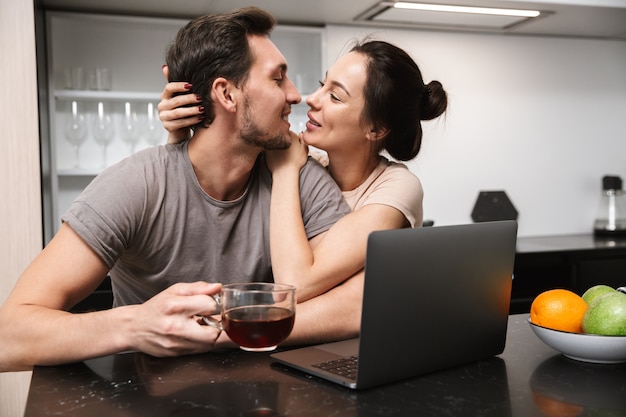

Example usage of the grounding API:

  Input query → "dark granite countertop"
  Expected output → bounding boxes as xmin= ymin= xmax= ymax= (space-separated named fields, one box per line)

xmin=516 ymin=234 xmax=626 ymax=254
xmin=24 ymin=314 xmax=626 ymax=416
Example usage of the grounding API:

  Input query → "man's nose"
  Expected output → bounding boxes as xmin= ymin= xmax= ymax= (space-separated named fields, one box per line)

xmin=285 ymin=78 xmax=301 ymax=105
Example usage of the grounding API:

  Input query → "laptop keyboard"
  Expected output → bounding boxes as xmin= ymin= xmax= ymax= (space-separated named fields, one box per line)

xmin=312 ymin=355 xmax=359 ymax=380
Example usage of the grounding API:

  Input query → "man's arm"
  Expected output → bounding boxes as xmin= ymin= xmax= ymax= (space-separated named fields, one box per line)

xmin=286 ymin=270 xmax=364 ymax=345
xmin=0 ymin=223 xmax=222 ymax=372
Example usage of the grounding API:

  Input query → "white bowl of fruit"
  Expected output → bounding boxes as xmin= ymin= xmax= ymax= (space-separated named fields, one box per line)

xmin=528 ymin=285 xmax=626 ymax=364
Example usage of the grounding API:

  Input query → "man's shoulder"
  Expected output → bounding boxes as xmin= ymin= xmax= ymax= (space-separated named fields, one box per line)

xmin=301 ymin=156 xmax=331 ymax=178
xmin=103 ymin=144 xmax=184 ymax=175
xmin=299 ymin=156 xmax=343 ymax=194
xmin=256 ymin=154 xmax=333 ymax=185
xmin=86 ymin=144 xmax=186 ymax=198
xmin=130 ymin=143 xmax=183 ymax=164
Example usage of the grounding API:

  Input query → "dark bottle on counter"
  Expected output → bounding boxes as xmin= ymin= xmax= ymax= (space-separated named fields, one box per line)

xmin=594 ymin=175 xmax=626 ymax=237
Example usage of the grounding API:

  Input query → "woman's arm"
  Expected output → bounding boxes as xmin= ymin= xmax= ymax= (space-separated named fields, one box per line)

xmin=266 ymin=142 xmax=410 ymax=302
xmin=266 ymin=134 xmax=314 ymax=297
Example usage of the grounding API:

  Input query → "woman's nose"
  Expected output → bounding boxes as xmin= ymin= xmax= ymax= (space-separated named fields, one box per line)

xmin=306 ymin=89 xmax=320 ymax=108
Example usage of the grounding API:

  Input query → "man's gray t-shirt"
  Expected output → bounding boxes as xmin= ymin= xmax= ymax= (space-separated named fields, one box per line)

xmin=62 ymin=142 xmax=349 ymax=307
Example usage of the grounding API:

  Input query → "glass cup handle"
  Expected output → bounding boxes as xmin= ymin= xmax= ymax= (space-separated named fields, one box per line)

xmin=202 ymin=316 xmax=223 ymax=331
xmin=201 ymin=293 xmax=223 ymax=330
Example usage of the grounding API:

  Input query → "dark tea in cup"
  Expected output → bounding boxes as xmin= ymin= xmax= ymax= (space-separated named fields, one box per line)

xmin=205 ymin=283 xmax=296 ymax=352
xmin=223 ymin=305 xmax=295 ymax=350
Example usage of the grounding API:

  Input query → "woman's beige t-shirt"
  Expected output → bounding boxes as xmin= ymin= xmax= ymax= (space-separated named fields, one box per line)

xmin=313 ymin=152 xmax=423 ymax=227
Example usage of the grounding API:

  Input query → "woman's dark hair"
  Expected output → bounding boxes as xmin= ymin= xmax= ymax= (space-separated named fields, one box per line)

xmin=165 ymin=7 xmax=276 ymax=127
xmin=351 ymin=40 xmax=447 ymax=161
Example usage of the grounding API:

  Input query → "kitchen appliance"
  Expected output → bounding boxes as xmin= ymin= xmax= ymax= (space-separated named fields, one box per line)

xmin=593 ymin=175 xmax=626 ymax=237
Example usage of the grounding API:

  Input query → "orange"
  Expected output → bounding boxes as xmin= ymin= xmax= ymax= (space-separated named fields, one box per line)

xmin=530 ymin=289 xmax=588 ymax=333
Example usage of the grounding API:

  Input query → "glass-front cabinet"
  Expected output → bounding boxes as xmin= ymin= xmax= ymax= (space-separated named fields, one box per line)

xmin=43 ymin=12 xmax=324 ymax=243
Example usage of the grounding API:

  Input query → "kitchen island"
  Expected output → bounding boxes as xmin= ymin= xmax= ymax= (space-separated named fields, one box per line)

xmin=23 ymin=314 xmax=626 ymax=416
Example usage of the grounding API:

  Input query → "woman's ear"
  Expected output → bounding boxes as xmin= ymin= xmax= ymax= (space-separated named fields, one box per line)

xmin=365 ymin=125 xmax=389 ymax=142
xmin=211 ymin=77 xmax=238 ymax=112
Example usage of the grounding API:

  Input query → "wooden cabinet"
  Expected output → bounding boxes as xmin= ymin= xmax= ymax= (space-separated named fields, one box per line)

xmin=43 ymin=12 xmax=324 ymax=243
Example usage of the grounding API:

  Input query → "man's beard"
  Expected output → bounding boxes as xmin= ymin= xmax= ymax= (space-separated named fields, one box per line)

xmin=240 ymin=97 xmax=290 ymax=151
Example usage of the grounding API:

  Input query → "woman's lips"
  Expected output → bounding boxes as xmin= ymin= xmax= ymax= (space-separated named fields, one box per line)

xmin=307 ymin=112 xmax=321 ymax=127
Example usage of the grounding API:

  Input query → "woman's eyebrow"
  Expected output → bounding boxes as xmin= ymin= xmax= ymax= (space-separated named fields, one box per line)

xmin=328 ymin=79 xmax=351 ymax=97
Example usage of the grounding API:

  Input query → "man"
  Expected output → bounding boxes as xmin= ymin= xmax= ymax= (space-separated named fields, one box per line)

xmin=0 ymin=7 xmax=361 ymax=372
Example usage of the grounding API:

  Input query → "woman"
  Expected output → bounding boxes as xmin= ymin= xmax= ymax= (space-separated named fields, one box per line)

xmin=159 ymin=40 xmax=447 ymax=301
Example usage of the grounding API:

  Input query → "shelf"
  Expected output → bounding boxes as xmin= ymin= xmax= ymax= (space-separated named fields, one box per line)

xmin=43 ymin=11 xmax=323 ymax=243
xmin=55 ymin=90 xmax=161 ymax=102
xmin=58 ymin=169 xmax=100 ymax=177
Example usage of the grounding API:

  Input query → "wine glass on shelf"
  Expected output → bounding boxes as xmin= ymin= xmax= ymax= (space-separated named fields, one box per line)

xmin=119 ymin=101 xmax=139 ymax=155
xmin=142 ymin=102 xmax=165 ymax=146
xmin=92 ymin=101 xmax=115 ymax=168
xmin=64 ymin=100 xmax=87 ymax=169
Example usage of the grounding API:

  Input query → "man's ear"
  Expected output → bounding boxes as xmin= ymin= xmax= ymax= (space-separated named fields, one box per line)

xmin=212 ymin=77 xmax=238 ymax=113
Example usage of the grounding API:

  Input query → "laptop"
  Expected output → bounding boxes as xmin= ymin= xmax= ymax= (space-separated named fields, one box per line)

xmin=271 ymin=220 xmax=518 ymax=389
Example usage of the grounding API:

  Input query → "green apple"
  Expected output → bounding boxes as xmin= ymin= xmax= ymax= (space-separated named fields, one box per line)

xmin=582 ymin=284 xmax=616 ymax=306
xmin=582 ymin=292 xmax=626 ymax=335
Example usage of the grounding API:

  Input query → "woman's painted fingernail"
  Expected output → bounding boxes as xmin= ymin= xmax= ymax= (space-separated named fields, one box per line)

xmin=198 ymin=106 xmax=205 ymax=113
xmin=196 ymin=95 xmax=202 ymax=101
xmin=184 ymin=83 xmax=192 ymax=89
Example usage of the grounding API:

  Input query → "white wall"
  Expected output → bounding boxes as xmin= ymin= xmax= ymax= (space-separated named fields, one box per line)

xmin=326 ymin=25 xmax=626 ymax=237
xmin=0 ymin=0 xmax=41 ymax=415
